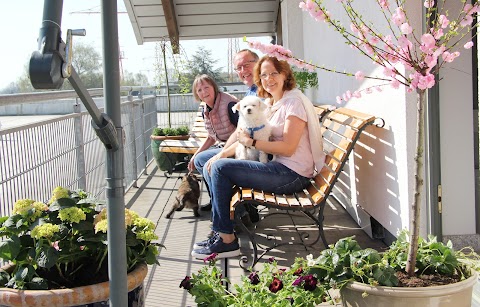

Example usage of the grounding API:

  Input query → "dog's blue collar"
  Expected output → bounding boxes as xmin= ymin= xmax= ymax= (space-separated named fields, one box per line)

xmin=247 ymin=124 xmax=265 ymax=138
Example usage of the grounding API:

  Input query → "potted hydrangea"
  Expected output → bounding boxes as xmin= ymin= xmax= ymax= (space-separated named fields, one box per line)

xmin=0 ymin=187 xmax=162 ymax=306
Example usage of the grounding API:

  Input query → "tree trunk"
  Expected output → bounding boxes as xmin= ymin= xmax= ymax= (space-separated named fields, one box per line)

xmin=406 ymin=89 xmax=426 ymax=276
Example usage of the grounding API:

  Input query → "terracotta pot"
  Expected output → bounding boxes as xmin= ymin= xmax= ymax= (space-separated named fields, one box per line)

xmin=0 ymin=263 xmax=147 ymax=307
xmin=340 ymin=270 xmax=478 ymax=307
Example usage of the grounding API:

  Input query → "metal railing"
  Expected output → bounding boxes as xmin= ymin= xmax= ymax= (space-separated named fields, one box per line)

xmin=0 ymin=89 xmax=156 ymax=215
xmin=0 ymin=88 xmax=246 ymax=216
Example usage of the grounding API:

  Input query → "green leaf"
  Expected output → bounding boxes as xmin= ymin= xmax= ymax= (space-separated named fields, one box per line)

xmin=27 ymin=277 xmax=49 ymax=290
xmin=372 ymin=266 xmax=398 ymax=287
xmin=36 ymin=245 xmax=59 ymax=269
xmin=48 ymin=197 xmax=77 ymax=211
xmin=0 ymin=236 xmax=21 ymax=260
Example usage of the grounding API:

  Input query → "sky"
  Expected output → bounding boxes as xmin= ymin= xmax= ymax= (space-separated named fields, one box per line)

xmin=0 ymin=1 xmax=270 ymax=89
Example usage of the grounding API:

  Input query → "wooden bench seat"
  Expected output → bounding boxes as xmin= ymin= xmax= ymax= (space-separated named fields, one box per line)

xmin=230 ymin=106 xmax=381 ymax=269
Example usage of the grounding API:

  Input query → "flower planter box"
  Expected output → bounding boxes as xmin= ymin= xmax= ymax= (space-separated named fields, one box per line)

xmin=340 ymin=270 xmax=478 ymax=307
xmin=0 ymin=263 xmax=148 ymax=307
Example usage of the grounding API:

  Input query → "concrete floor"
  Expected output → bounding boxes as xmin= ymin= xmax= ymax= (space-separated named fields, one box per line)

xmin=125 ymin=163 xmax=388 ymax=306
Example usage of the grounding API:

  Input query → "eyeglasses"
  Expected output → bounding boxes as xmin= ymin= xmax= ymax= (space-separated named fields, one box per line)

xmin=234 ymin=60 xmax=256 ymax=72
xmin=260 ymin=72 xmax=280 ymax=80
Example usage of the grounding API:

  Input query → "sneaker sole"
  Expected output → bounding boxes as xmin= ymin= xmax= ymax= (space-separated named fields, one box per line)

xmin=191 ymin=249 xmax=240 ymax=259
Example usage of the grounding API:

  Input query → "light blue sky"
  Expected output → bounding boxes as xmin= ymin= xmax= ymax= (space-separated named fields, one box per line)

xmin=0 ymin=1 xmax=270 ymax=89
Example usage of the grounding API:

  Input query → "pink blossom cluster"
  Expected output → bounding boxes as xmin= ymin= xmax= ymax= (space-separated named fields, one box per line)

xmin=294 ymin=0 xmax=478 ymax=103
xmin=246 ymin=40 xmax=316 ymax=72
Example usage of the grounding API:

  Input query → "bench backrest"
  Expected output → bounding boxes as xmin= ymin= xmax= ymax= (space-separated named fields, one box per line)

xmin=306 ymin=107 xmax=376 ymax=206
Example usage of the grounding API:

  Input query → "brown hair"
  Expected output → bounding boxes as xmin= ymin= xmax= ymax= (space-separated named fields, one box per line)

xmin=192 ymin=74 xmax=219 ymax=101
xmin=254 ymin=56 xmax=296 ymax=99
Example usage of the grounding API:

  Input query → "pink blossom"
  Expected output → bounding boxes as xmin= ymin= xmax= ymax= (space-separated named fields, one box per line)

xmin=346 ymin=90 xmax=352 ymax=99
xmin=400 ymin=23 xmax=413 ymax=34
xmin=390 ymin=79 xmax=400 ymax=89
xmin=336 ymin=96 xmax=342 ymax=104
xmin=424 ymin=55 xmax=438 ymax=68
xmin=420 ymin=34 xmax=436 ymax=54
xmin=442 ymin=51 xmax=460 ymax=63
xmin=431 ymin=28 xmax=444 ymax=40
xmin=398 ymin=36 xmax=413 ymax=49
xmin=352 ymin=91 xmax=362 ymax=98
xmin=418 ymin=73 xmax=435 ymax=90
xmin=460 ymin=15 xmax=473 ymax=27
xmin=464 ymin=4 xmax=473 ymax=14
xmin=305 ymin=0 xmax=316 ymax=11
xmin=375 ymin=86 xmax=383 ymax=92
xmin=378 ymin=0 xmax=389 ymax=9
xmin=424 ymin=0 xmax=434 ymax=8
xmin=392 ymin=7 xmax=406 ymax=26
xmin=355 ymin=71 xmax=365 ymax=81
xmin=438 ymin=15 xmax=449 ymax=28
xmin=342 ymin=93 xmax=349 ymax=102
xmin=350 ymin=23 xmax=359 ymax=33
xmin=369 ymin=36 xmax=380 ymax=45
xmin=464 ymin=41 xmax=474 ymax=49
xmin=365 ymin=87 xmax=373 ymax=94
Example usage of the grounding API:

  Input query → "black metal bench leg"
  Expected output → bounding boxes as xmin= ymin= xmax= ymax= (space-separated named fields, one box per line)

xmin=304 ymin=207 xmax=328 ymax=248
xmin=235 ymin=214 xmax=260 ymax=271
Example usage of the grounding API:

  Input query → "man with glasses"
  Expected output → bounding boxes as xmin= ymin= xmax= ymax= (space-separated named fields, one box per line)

xmin=233 ymin=49 xmax=260 ymax=97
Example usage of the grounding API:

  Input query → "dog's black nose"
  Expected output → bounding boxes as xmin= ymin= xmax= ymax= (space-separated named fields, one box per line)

xmin=247 ymin=109 xmax=252 ymax=114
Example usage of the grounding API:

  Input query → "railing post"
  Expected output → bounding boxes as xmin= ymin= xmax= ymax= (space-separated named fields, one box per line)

xmin=73 ymin=99 xmax=87 ymax=190
xmin=140 ymin=99 xmax=148 ymax=175
xmin=128 ymin=95 xmax=138 ymax=188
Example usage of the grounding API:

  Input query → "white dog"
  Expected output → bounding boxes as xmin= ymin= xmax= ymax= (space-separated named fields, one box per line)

xmin=234 ymin=96 xmax=272 ymax=163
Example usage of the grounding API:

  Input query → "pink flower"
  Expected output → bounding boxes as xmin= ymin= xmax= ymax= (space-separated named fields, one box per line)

xmin=390 ymin=79 xmax=400 ymax=89
xmin=336 ymin=96 xmax=342 ymax=104
xmin=438 ymin=15 xmax=449 ymax=28
xmin=352 ymin=91 xmax=362 ymax=98
xmin=355 ymin=71 xmax=365 ymax=81
xmin=460 ymin=15 xmax=473 ymax=27
xmin=398 ymin=36 xmax=413 ymax=49
xmin=392 ymin=7 xmax=406 ymax=26
xmin=350 ymin=23 xmax=359 ymax=33
xmin=464 ymin=41 xmax=474 ymax=49
xmin=378 ymin=0 xmax=389 ymax=9
xmin=400 ymin=23 xmax=413 ymax=34
xmin=424 ymin=55 xmax=438 ymax=68
xmin=418 ymin=73 xmax=436 ymax=90
xmin=442 ymin=51 xmax=460 ymax=63
xmin=424 ymin=0 xmax=434 ymax=8
xmin=420 ymin=33 xmax=436 ymax=54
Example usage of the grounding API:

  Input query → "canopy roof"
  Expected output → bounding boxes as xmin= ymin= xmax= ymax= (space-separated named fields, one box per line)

xmin=123 ymin=0 xmax=280 ymax=52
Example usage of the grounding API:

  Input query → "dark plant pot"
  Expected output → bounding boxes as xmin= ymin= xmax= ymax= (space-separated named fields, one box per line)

xmin=0 ymin=263 xmax=147 ymax=307
xmin=151 ymin=139 xmax=189 ymax=172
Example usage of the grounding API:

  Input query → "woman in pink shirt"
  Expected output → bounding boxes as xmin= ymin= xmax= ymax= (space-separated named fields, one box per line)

xmin=191 ymin=56 xmax=325 ymax=259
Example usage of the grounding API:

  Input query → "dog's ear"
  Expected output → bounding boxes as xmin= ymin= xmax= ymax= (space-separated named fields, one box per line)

xmin=232 ymin=102 xmax=240 ymax=113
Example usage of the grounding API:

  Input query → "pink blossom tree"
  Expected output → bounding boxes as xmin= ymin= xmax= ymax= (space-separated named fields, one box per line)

xmin=247 ymin=0 xmax=479 ymax=277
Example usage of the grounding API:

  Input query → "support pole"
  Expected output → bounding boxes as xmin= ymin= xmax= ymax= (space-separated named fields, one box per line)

xmin=101 ymin=1 xmax=128 ymax=306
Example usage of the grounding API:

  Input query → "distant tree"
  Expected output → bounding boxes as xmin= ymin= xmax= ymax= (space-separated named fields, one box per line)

xmin=63 ymin=41 xmax=103 ymax=89
xmin=121 ymin=71 xmax=150 ymax=86
xmin=178 ymin=46 xmax=225 ymax=93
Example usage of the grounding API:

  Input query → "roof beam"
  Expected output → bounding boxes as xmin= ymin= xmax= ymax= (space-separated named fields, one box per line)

xmin=161 ymin=0 xmax=180 ymax=54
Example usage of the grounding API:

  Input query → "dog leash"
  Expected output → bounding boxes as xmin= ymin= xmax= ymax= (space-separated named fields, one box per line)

xmin=246 ymin=124 xmax=265 ymax=138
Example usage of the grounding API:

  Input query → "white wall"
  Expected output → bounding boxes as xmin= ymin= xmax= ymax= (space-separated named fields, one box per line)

xmin=282 ymin=1 xmax=477 ymax=238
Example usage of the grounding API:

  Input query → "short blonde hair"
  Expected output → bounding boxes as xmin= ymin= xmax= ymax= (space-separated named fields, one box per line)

xmin=192 ymin=75 xmax=219 ymax=101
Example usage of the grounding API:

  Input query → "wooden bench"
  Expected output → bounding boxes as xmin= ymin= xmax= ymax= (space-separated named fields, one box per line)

xmin=158 ymin=107 xmax=208 ymax=155
xmin=230 ymin=106 xmax=382 ymax=269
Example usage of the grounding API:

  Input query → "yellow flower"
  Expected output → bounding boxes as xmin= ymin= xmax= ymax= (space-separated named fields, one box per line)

xmin=13 ymin=200 xmax=48 ymax=221
xmin=95 ymin=219 xmax=108 ymax=233
xmin=94 ymin=208 xmax=107 ymax=227
xmin=134 ymin=217 xmax=158 ymax=241
xmin=49 ymin=186 xmax=69 ymax=204
xmin=125 ymin=209 xmax=139 ymax=227
xmin=58 ymin=207 xmax=86 ymax=224
xmin=31 ymin=223 xmax=60 ymax=239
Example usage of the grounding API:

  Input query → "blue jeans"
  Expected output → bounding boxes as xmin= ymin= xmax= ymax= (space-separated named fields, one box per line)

xmin=203 ymin=158 xmax=311 ymax=234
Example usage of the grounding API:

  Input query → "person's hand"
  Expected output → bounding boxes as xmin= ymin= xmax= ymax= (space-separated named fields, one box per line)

xmin=188 ymin=157 xmax=196 ymax=172
xmin=205 ymin=153 xmax=222 ymax=174
xmin=237 ymin=128 xmax=253 ymax=147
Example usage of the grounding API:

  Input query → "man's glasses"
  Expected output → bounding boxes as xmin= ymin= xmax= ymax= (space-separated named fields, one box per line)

xmin=260 ymin=72 xmax=280 ymax=80
xmin=234 ymin=60 xmax=256 ymax=72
